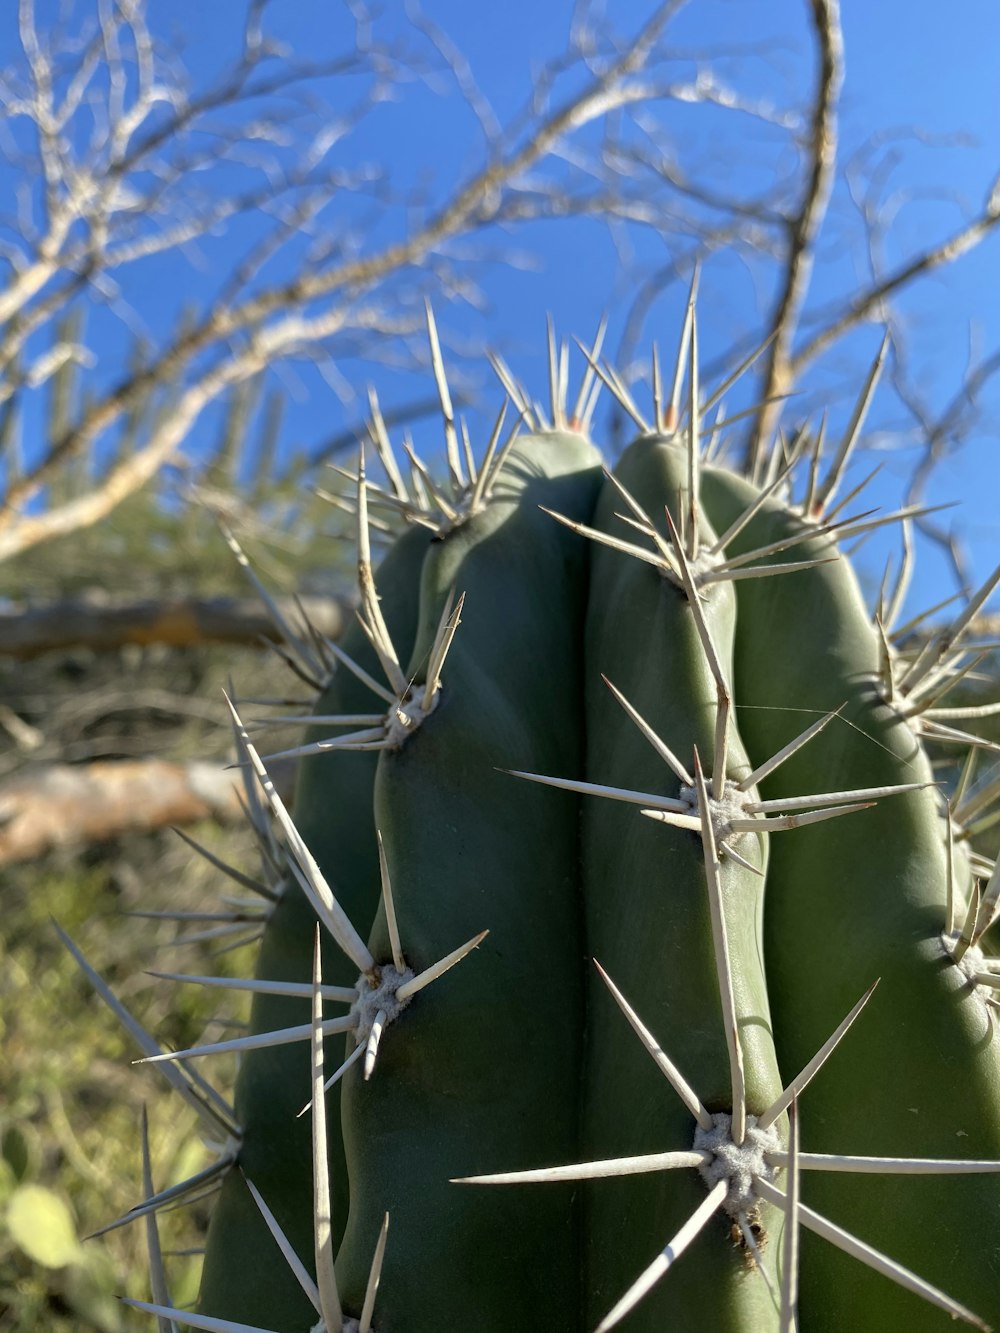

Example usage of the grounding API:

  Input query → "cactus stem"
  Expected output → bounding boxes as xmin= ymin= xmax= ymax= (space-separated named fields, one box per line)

xmin=753 ymin=1178 xmax=990 ymax=1332
xmin=756 ymin=981 xmax=879 ymax=1131
xmin=594 ymin=1179 xmax=729 ymax=1333
xmin=147 ymin=973 xmax=359 ymax=1004
xmin=692 ymin=748 xmax=746 ymax=1144
xmin=594 ymin=960 xmax=713 ymax=1129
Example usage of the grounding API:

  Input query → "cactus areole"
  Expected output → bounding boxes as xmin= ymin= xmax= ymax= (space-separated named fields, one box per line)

xmin=74 ymin=298 xmax=1000 ymax=1333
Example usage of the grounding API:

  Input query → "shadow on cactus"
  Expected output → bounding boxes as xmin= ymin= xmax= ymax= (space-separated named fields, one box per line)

xmin=62 ymin=293 xmax=1000 ymax=1332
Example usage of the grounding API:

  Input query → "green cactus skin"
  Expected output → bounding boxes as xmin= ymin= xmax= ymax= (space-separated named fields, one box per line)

xmin=335 ymin=433 xmax=603 ymax=1330
xmin=700 ymin=467 xmax=1000 ymax=1329
xmin=198 ymin=525 xmax=430 ymax=1331
xmin=581 ymin=433 xmax=784 ymax=1331
xmin=73 ymin=324 xmax=1000 ymax=1333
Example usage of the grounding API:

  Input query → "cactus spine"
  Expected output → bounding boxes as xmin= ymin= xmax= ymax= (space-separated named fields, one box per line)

xmin=65 ymin=301 xmax=1000 ymax=1332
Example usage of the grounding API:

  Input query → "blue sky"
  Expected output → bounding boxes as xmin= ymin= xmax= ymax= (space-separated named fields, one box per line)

xmin=0 ymin=0 xmax=998 ymax=616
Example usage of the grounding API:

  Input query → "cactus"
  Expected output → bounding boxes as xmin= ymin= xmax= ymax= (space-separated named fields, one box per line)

xmin=63 ymin=296 xmax=1000 ymax=1332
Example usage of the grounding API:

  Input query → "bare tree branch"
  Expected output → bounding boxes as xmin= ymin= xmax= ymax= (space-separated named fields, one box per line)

xmin=749 ymin=0 xmax=843 ymax=473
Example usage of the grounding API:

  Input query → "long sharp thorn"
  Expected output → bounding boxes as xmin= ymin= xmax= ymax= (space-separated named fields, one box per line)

xmin=815 ymin=332 xmax=889 ymax=515
xmin=121 ymin=1302 xmax=282 ymax=1333
xmin=377 ymin=831 xmax=405 ymax=972
xmin=571 ymin=315 xmax=607 ymax=429
xmin=599 ymin=467 xmax=676 ymax=567
xmin=754 ymin=1180 xmax=990 ymax=1331
xmin=710 ymin=461 xmax=796 ymax=555
xmin=572 ymin=338 xmax=648 ymax=430
xmin=311 ymin=931 xmax=343 ymax=1333
xmin=768 ymin=1152 xmax=1000 ymax=1175
xmin=359 ymin=1214 xmax=390 ymax=1333
xmin=946 ymin=807 xmax=958 ymax=936
xmin=729 ymin=802 xmax=878 ymax=833
xmin=744 ymin=781 xmax=930 ymax=814
xmin=147 ymin=972 xmax=357 ymax=1004
xmin=779 ymin=1098 xmax=800 ymax=1333
xmin=803 ymin=412 xmax=827 ymax=516
xmin=455 ymin=1150 xmax=709 ymax=1187
xmin=822 ymin=462 xmax=884 ymax=524
xmin=662 ymin=508 xmax=731 ymax=784
xmin=594 ymin=1179 xmax=728 ymax=1333
xmin=758 ymin=981 xmax=879 ymax=1130
xmin=460 ymin=417 xmax=476 ymax=485
xmin=299 ymin=1041 xmax=366 ymax=1113
xmin=602 ymin=675 xmax=693 ymax=785
xmin=366 ymin=385 xmax=408 ymax=501
xmin=470 ymin=399 xmax=509 ymax=509
xmin=364 ymin=1009 xmax=387 ymax=1080
xmin=244 ymin=1175 xmax=321 ymax=1313
xmin=902 ymin=558 xmax=1000 ymax=696
xmin=423 ymin=590 xmax=465 ymax=707
xmin=976 ymin=857 xmax=1000 ymax=940
xmin=396 ymin=930 xmax=489 ymax=1003
xmin=651 ymin=342 xmax=663 ymax=432
xmin=488 ymin=351 xmax=531 ymax=420
xmin=886 ymin=518 xmax=914 ymax=632
xmin=136 ymin=1014 xmax=357 ymax=1065
xmin=668 ymin=264 xmax=700 ymax=430
xmin=219 ymin=523 xmax=323 ymax=682
xmin=90 ymin=1156 xmax=236 ymax=1238
xmin=539 ymin=506 xmax=670 ymax=572
xmin=546 ymin=315 xmax=559 ymax=429
xmin=702 ymin=326 xmax=780 ymax=416
xmin=225 ymin=696 xmax=375 ymax=973
xmin=506 ymin=767 xmax=688 ymax=814
xmin=140 ymin=1109 xmax=175 ymax=1333
xmin=170 ymin=827 xmax=272 ymax=898
xmin=424 ymin=300 xmax=462 ymax=487
xmin=954 ymin=881 xmax=982 ymax=963
xmin=738 ymin=706 xmax=844 ymax=792
xmin=594 ymin=960 xmax=712 ymax=1129
xmin=693 ymin=748 xmax=745 ymax=1144
xmin=356 ymin=449 xmax=407 ymax=695
xmin=687 ymin=311 xmax=700 ymax=562
xmin=55 ymin=923 xmax=237 ymax=1138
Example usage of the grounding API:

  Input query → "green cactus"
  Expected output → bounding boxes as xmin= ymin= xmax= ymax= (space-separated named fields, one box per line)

xmin=64 ymin=299 xmax=1000 ymax=1332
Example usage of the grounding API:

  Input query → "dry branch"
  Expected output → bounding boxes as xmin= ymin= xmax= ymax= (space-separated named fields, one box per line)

xmin=0 ymin=755 xmax=295 ymax=867
xmin=0 ymin=593 xmax=349 ymax=659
